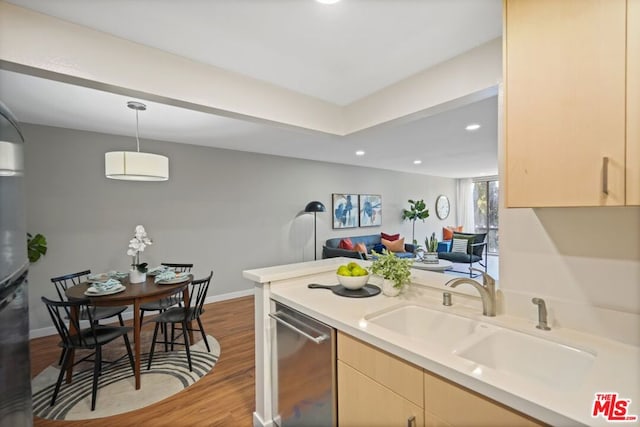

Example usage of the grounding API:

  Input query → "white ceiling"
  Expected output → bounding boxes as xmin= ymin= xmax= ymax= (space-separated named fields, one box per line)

xmin=1 ymin=0 xmax=502 ymax=178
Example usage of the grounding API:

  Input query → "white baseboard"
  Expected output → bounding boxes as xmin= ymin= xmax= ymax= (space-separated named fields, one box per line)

xmin=253 ymin=412 xmax=275 ymax=427
xmin=29 ymin=288 xmax=255 ymax=340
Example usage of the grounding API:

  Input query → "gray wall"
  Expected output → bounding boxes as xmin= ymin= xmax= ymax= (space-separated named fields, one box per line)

xmin=24 ymin=124 xmax=457 ymax=331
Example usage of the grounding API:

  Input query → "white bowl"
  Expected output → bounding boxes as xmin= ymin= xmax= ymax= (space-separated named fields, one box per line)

xmin=337 ymin=273 xmax=370 ymax=290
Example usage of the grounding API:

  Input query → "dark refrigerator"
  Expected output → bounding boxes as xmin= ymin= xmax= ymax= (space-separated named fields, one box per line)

xmin=0 ymin=100 xmax=32 ymax=426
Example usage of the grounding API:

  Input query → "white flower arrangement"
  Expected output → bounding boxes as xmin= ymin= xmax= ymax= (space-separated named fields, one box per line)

xmin=127 ymin=225 xmax=152 ymax=272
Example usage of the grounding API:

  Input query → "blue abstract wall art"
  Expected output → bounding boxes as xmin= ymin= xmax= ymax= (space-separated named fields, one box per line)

xmin=332 ymin=193 xmax=359 ymax=229
xmin=359 ymin=194 xmax=382 ymax=227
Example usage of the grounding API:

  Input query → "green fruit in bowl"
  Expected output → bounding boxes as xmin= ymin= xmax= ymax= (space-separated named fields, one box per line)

xmin=352 ymin=267 xmax=368 ymax=277
xmin=347 ymin=262 xmax=359 ymax=271
xmin=337 ymin=266 xmax=351 ymax=276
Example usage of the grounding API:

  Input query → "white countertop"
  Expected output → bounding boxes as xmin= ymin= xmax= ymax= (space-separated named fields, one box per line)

xmin=244 ymin=259 xmax=640 ymax=426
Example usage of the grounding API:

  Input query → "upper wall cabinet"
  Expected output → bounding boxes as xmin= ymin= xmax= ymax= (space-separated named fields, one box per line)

xmin=628 ymin=0 xmax=640 ymax=205
xmin=505 ymin=0 xmax=629 ymax=207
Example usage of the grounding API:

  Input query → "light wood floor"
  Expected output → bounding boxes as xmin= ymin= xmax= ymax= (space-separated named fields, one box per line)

xmin=30 ymin=296 xmax=255 ymax=427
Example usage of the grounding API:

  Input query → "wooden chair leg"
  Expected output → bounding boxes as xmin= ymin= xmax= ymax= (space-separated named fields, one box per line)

xmin=183 ymin=320 xmax=192 ymax=372
xmin=171 ymin=323 xmax=176 ymax=351
xmin=147 ymin=322 xmax=160 ymax=370
xmin=91 ymin=346 xmax=102 ymax=411
xmin=51 ymin=348 xmax=70 ymax=406
xmin=139 ymin=310 xmax=145 ymax=331
xmin=122 ymin=331 xmax=135 ymax=375
xmin=196 ymin=317 xmax=210 ymax=352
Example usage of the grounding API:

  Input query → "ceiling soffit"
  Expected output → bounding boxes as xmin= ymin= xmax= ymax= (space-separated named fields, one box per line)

xmin=0 ymin=2 xmax=502 ymax=136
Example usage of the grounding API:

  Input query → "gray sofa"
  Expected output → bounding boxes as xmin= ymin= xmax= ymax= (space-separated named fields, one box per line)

xmin=322 ymin=234 xmax=415 ymax=259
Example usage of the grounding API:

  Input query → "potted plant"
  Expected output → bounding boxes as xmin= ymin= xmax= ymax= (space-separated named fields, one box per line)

xmin=424 ymin=232 xmax=439 ymax=263
xmin=401 ymin=199 xmax=429 ymax=247
xmin=369 ymin=249 xmax=412 ymax=296
xmin=27 ymin=232 xmax=47 ymax=263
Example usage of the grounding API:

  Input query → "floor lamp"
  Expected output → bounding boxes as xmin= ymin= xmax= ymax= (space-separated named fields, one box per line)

xmin=305 ymin=201 xmax=326 ymax=260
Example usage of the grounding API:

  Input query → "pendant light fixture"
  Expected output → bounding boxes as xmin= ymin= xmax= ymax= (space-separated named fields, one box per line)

xmin=105 ymin=101 xmax=169 ymax=181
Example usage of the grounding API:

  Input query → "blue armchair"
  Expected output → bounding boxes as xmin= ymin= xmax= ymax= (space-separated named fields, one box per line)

xmin=437 ymin=232 xmax=487 ymax=277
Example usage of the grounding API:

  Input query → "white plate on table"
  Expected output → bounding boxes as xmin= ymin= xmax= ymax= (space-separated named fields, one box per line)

xmin=84 ymin=284 xmax=126 ymax=296
xmin=157 ymin=273 xmax=190 ymax=285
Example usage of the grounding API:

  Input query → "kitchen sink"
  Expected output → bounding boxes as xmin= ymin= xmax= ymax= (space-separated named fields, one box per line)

xmin=366 ymin=304 xmax=479 ymax=349
xmin=456 ymin=328 xmax=596 ymax=390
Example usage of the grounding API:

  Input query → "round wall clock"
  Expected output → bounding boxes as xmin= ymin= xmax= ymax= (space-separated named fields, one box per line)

xmin=435 ymin=195 xmax=450 ymax=220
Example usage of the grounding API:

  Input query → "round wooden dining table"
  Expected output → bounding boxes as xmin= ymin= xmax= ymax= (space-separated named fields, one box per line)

xmin=65 ymin=274 xmax=192 ymax=390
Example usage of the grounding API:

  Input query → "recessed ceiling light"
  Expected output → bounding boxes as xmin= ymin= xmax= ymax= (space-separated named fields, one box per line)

xmin=465 ymin=123 xmax=481 ymax=131
xmin=316 ymin=0 xmax=341 ymax=4
xmin=355 ymin=150 xmax=365 ymax=156
xmin=413 ymin=160 xmax=422 ymax=165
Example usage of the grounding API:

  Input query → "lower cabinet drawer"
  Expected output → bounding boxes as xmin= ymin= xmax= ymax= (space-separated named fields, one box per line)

xmin=338 ymin=361 xmax=424 ymax=427
xmin=424 ymin=371 xmax=545 ymax=427
xmin=337 ymin=331 xmax=423 ymax=407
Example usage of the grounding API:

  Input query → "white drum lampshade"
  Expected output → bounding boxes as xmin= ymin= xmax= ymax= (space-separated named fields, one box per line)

xmin=105 ymin=101 xmax=169 ymax=182
xmin=105 ymin=151 xmax=169 ymax=181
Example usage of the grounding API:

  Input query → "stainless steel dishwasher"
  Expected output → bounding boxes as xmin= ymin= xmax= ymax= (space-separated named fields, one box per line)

xmin=269 ymin=301 xmax=336 ymax=427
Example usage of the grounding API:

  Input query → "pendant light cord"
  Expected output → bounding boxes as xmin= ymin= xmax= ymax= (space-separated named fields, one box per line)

xmin=135 ymin=108 xmax=140 ymax=153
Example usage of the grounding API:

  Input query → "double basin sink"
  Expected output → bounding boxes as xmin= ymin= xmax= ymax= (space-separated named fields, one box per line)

xmin=365 ymin=304 xmax=595 ymax=390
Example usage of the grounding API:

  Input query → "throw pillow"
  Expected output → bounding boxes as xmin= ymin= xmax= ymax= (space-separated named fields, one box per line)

xmin=382 ymin=237 xmax=405 ymax=253
xmin=442 ymin=226 xmax=464 ymax=241
xmin=452 ymin=232 xmax=484 ymax=256
xmin=338 ymin=238 xmax=354 ymax=250
xmin=372 ymin=243 xmax=385 ymax=253
xmin=451 ymin=238 xmax=468 ymax=254
xmin=353 ymin=243 xmax=367 ymax=254
xmin=380 ymin=232 xmax=400 ymax=241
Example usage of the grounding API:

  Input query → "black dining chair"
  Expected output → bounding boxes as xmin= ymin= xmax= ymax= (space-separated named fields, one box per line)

xmin=51 ymin=270 xmax=128 ymax=364
xmin=51 ymin=270 xmax=128 ymax=324
xmin=147 ymin=271 xmax=213 ymax=372
xmin=41 ymin=296 xmax=135 ymax=411
xmin=139 ymin=263 xmax=194 ymax=350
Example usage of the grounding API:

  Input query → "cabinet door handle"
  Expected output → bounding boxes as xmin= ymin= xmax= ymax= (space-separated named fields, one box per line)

xmin=602 ymin=156 xmax=609 ymax=195
xmin=407 ymin=415 xmax=416 ymax=427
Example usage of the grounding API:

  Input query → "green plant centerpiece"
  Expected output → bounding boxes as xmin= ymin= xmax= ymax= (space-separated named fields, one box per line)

xmin=369 ymin=249 xmax=412 ymax=296
xmin=401 ymin=199 xmax=429 ymax=247
xmin=426 ymin=232 xmax=438 ymax=253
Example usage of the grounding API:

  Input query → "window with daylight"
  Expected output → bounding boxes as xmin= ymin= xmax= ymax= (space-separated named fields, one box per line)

xmin=472 ymin=178 xmax=499 ymax=254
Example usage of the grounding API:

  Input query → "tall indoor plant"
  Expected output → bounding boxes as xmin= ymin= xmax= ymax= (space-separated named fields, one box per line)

xmin=401 ymin=199 xmax=429 ymax=246
xmin=369 ymin=249 xmax=412 ymax=296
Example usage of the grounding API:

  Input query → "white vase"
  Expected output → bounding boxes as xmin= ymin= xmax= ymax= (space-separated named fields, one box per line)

xmin=129 ymin=269 xmax=146 ymax=284
xmin=382 ymin=278 xmax=401 ymax=297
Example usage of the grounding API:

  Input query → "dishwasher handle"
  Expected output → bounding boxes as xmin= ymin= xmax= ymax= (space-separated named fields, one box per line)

xmin=269 ymin=311 xmax=329 ymax=344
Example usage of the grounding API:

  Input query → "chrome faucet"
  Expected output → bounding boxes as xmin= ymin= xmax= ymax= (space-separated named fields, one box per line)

xmin=444 ymin=269 xmax=496 ymax=316
xmin=532 ymin=297 xmax=551 ymax=330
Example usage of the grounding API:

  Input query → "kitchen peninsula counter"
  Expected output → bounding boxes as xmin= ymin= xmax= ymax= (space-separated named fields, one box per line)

xmin=244 ymin=258 xmax=639 ymax=427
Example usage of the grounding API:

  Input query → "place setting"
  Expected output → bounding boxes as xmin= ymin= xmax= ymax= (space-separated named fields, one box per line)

xmin=84 ymin=277 xmax=126 ymax=296
xmin=148 ymin=265 xmax=191 ymax=284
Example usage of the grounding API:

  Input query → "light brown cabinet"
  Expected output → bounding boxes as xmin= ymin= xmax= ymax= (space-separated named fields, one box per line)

xmin=337 ymin=332 xmax=545 ymax=427
xmin=337 ymin=332 xmax=424 ymax=427
xmin=424 ymin=371 xmax=543 ymax=427
xmin=505 ymin=0 xmax=634 ymax=207
xmin=627 ymin=0 xmax=640 ymax=205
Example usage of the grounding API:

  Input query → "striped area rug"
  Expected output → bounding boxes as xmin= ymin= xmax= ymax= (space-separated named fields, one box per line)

xmin=32 ymin=335 xmax=220 ymax=420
